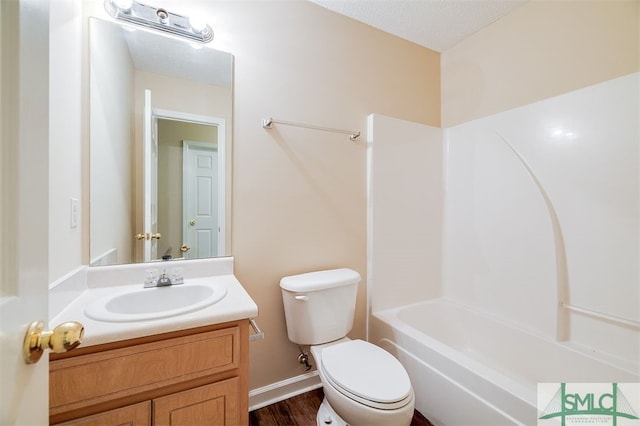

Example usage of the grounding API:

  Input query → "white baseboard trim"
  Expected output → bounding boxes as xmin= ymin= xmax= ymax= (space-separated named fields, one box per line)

xmin=249 ymin=371 xmax=322 ymax=411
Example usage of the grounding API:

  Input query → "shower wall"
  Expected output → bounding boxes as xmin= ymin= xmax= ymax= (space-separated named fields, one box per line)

xmin=368 ymin=73 xmax=639 ymax=367
xmin=367 ymin=114 xmax=443 ymax=312
xmin=444 ymin=73 xmax=639 ymax=364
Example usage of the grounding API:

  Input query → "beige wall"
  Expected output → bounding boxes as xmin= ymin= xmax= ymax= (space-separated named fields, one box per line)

xmin=442 ymin=0 xmax=640 ymax=127
xmin=220 ymin=1 xmax=440 ymax=389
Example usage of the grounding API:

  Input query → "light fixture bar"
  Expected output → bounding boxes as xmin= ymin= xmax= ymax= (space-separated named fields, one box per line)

xmin=104 ymin=0 xmax=213 ymax=43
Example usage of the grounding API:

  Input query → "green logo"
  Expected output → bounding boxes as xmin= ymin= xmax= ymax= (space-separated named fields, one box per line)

xmin=539 ymin=383 xmax=639 ymax=425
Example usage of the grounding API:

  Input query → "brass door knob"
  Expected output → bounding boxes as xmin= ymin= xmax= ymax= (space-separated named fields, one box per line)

xmin=135 ymin=233 xmax=161 ymax=240
xmin=23 ymin=320 xmax=84 ymax=364
xmin=180 ymin=244 xmax=190 ymax=253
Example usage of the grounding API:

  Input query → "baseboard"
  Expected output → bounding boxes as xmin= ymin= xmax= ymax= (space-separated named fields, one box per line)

xmin=249 ymin=371 xmax=322 ymax=411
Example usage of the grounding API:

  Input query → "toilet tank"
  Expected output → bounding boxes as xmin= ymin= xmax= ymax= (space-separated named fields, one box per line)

xmin=280 ymin=268 xmax=360 ymax=345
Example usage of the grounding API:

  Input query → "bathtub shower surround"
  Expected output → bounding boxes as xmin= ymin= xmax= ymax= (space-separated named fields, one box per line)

xmin=443 ymin=73 xmax=639 ymax=359
xmin=370 ymin=300 xmax=638 ymax=425
xmin=367 ymin=73 xmax=640 ymax=425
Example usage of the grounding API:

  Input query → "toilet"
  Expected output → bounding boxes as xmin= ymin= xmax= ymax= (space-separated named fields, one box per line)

xmin=280 ymin=268 xmax=415 ymax=426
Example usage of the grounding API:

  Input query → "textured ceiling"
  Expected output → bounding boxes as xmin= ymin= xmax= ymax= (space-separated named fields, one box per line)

xmin=310 ymin=0 xmax=528 ymax=52
xmin=119 ymin=22 xmax=233 ymax=87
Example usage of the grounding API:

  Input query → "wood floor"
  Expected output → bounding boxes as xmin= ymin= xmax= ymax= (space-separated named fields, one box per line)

xmin=249 ymin=388 xmax=434 ymax=426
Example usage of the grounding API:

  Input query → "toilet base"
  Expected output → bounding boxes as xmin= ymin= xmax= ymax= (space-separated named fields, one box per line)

xmin=316 ymin=398 xmax=348 ymax=426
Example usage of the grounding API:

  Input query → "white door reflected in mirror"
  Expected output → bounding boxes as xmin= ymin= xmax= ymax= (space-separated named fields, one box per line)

xmin=183 ymin=140 xmax=223 ymax=259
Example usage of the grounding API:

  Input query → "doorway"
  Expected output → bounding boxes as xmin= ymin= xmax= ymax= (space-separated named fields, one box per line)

xmin=154 ymin=115 xmax=225 ymax=260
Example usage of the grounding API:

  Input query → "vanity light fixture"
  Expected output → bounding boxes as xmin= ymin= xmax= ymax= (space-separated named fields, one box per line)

xmin=104 ymin=0 xmax=213 ymax=43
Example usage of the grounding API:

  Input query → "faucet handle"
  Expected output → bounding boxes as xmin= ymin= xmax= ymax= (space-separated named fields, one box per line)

xmin=169 ymin=267 xmax=184 ymax=285
xmin=144 ymin=268 xmax=159 ymax=287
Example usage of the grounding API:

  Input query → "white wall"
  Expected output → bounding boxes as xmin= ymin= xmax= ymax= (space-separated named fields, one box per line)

xmin=89 ymin=18 xmax=135 ymax=265
xmin=50 ymin=0 xmax=83 ymax=279
xmin=367 ymin=114 xmax=443 ymax=311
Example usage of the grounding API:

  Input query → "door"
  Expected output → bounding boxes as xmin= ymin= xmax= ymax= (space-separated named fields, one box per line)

xmin=183 ymin=141 xmax=219 ymax=259
xmin=0 ymin=0 xmax=50 ymax=423
xmin=143 ymin=89 xmax=159 ymax=261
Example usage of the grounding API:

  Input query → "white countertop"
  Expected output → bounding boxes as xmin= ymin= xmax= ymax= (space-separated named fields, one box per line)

xmin=50 ymin=258 xmax=258 ymax=347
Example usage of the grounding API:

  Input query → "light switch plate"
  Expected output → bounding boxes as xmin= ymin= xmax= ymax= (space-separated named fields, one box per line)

xmin=70 ymin=198 xmax=79 ymax=228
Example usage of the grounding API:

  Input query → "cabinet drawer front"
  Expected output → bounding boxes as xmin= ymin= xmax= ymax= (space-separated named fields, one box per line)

xmin=50 ymin=327 xmax=239 ymax=411
xmin=56 ymin=401 xmax=151 ymax=426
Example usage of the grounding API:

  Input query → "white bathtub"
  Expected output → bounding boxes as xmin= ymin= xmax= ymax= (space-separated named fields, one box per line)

xmin=369 ymin=299 xmax=639 ymax=426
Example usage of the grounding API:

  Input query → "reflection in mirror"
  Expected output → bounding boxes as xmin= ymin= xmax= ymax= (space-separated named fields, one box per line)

xmin=89 ymin=17 xmax=233 ymax=266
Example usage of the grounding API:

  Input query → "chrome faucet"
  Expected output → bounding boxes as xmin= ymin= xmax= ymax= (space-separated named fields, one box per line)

xmin=144 ymin=267 xmax=184 ymax=288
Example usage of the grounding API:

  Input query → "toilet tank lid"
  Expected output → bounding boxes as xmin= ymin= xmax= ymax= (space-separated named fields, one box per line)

xmin=280 ymin=268 xmax=361 ymax=292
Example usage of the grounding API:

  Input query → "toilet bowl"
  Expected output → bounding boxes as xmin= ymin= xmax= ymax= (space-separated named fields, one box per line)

xmin=311 ymin=339 xmax=415 ymax=426
xmin=280 ymin=269 xmax=415 ymax=426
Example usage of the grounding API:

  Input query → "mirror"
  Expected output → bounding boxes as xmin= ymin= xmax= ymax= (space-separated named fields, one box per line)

xmin=89 ymin=17 xmax=233 ymax=266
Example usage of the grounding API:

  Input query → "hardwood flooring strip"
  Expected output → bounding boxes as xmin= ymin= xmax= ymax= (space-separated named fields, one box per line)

xmin=249 ymin=388 xmax=433 ymax=426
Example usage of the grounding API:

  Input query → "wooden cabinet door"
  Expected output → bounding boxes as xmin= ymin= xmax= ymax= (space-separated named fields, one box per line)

xmin=153 ymin=378 xmax=239 ymax=426
xmin=57 ymin=401 xmax=151 ymax=426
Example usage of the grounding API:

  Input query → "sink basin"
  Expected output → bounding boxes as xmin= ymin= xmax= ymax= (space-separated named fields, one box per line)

xmin=84 ymin=281 xmax=228 ymax=322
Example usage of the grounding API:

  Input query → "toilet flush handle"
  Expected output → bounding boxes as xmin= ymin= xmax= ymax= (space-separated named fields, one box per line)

xmin=294 ymin=295 xmax=308 ymax=301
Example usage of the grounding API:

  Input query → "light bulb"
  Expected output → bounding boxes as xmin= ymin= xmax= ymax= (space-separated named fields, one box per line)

xmin=112 ymin=0 xmax=133 ymax=11
xmin=189 ymin=16 xmax=207 ymax=33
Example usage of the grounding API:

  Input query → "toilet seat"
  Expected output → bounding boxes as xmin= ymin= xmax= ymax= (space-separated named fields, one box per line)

xmin=320 ymin=340 xmax=412 ymax=410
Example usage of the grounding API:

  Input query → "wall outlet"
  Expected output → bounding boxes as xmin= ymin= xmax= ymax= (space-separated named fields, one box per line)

xmin=70 ymin=198 xmax=79 ymax=228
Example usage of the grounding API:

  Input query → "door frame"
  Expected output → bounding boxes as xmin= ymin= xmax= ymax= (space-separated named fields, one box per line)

xmin=142 ymin=90 xmax=158 ymax=262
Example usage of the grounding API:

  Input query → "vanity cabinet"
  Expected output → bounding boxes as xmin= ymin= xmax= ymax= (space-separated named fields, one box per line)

xmin=49 ymin=320 xmax=249 ymax=425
